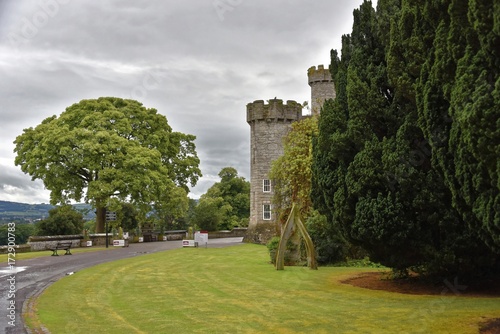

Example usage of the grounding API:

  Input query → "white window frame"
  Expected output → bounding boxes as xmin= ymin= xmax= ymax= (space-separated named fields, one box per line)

xmin=263 ymin=204 xmax=271 ymax=220
xmin=263 ymin=179 xmax=271 ymax=193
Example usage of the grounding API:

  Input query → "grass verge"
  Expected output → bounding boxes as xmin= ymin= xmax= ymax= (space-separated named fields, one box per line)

xmin=32 ymin=244 xmax=500 ymax=333
xmin=1 ymin=246 xmax=116 ymax=263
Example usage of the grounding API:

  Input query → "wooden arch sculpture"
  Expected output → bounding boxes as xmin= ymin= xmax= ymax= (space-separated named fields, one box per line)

xmin=275 ymin=204 xmax=318 ymax=270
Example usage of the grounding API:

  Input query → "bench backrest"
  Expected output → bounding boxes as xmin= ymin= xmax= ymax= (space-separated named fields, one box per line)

xmin=58 ymin=241 xmax=73 ymax=246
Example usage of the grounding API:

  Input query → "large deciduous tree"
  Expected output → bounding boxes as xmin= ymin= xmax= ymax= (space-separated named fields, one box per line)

xmin=192 ymin=167 xmax=249 ymax=231
xmin=14 ymin=97 xmax=201 ymax=232
xmin=151 ymin=185 xmax=189 ymax=231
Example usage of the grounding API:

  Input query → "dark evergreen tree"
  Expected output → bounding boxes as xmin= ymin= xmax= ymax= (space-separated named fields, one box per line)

xmin=417 ymin=0 xmax=500 ymax=252
xmin=312 ymin=0 xmax=499 ymax=276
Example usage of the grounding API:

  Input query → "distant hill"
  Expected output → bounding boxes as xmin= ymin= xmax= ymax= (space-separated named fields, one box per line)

xmin=0 ymin=200 xmax=95 ymax=221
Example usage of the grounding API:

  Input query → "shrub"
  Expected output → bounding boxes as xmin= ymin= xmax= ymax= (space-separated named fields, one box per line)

xmin=266 ymin=236 xmax=280 ymax=264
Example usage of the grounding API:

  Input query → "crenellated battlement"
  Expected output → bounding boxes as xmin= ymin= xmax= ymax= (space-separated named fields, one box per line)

xmin=246 ymin=98 xmax=302 ymax=123
xmin=308 ymin=65 xmax=332 ymax=85
xmin=308 ymin=65 xmax=335 ymax=115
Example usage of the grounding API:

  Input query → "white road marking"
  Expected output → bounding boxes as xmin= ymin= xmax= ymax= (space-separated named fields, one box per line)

xmin=0 ymin=266 xmax=28 ymax=278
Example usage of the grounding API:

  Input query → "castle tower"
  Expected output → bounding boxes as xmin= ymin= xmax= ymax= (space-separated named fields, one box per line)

xmin=244 ymin=99 xmax=302 ymax=244
xmin=244 ymin=65 xmax=335 ymax=245
xmin=308 ymin=65 xmax=336 ymax=115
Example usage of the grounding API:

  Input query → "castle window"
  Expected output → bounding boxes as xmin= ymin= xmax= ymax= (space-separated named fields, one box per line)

xmin=263 ymin=204 xmax=271 ymax=220
xmin=263 ymin=179 xmax=271 ymax=192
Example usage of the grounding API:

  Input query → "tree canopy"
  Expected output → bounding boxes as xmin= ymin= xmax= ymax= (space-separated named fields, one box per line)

xmin=191 ymin=167 xmax=249 ymax=231
xmin=14 ymin=97 xmax=201 ymax=232
xmin=35 ymin=205 xmax=84 ymax=236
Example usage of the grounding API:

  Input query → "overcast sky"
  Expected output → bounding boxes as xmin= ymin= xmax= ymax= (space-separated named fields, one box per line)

xmin=0 ymin=0 xmax=370 ymax=204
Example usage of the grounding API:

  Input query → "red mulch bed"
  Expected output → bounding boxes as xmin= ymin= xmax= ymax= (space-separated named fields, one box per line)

xmin=341 ymin=272 xmax=500 ymax=333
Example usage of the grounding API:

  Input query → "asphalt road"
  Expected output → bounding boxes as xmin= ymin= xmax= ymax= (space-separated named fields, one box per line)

xmin=0 ymin=237 xmax=244 ymax=334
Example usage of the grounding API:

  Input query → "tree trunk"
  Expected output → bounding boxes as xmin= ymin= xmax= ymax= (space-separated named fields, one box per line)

xmin=96 ymin=206 xmax=106 ymax=233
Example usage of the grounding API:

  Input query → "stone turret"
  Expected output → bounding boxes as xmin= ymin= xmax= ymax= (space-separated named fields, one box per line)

xmin=244 ymin=65 xmax=336 ymax=245
xmin=308 ymin=65 xmax=335 ymax=115
xmin=244 ymin=99 xmax=302 ymax=244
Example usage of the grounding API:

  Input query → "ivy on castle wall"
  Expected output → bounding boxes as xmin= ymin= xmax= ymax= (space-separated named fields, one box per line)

xmin=270 ymin=116 xmax=318 ymax=223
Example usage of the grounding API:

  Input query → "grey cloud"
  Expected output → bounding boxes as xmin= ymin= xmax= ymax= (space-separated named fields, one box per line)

xmin=0 ymin=165 xmax=50 ymax=203
xmin=0 ymin=0 xmax=366 ymax=202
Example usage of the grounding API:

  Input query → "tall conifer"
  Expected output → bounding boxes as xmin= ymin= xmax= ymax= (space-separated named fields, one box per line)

xmin=312 ymin=0 xmax=499 ymax=276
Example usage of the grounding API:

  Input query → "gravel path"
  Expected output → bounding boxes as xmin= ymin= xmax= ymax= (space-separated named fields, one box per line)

xmin=0 ymin=238 xmax=243 ymax=334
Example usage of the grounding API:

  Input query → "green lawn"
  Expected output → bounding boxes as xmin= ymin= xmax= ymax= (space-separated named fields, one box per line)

xmin=32 ymin=244 xmax=499 ymax=333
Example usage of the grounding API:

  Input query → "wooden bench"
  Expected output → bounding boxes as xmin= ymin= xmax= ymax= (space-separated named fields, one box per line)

xmin=47 ymin=241 xmax=73 ymax=256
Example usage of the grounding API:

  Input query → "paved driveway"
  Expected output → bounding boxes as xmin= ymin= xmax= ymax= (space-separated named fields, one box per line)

xmin=0 ymin=238 xmax=243 ymax=334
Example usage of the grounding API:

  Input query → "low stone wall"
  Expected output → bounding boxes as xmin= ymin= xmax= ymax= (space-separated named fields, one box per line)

xmin=243 ymin=222 xmax=277 ymax=245
xmin=28 ymin=235 xmax=82 ymax=251
xmin=164 ymin=230 xmax=187 ymax=241
xmin=208 ymin=227 xmax=247 ymax=239
xmin=14 ymin=228 xmax=247 ymax=253
xmin=87 ymin=234 xmax=116 ymax=247
xmin=0 ymin=244 xmax=31 ymax=254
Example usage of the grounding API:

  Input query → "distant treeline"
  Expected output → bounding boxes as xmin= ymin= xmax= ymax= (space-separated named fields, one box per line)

xmin=0 ymin=201 xmax=95 ymax=221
